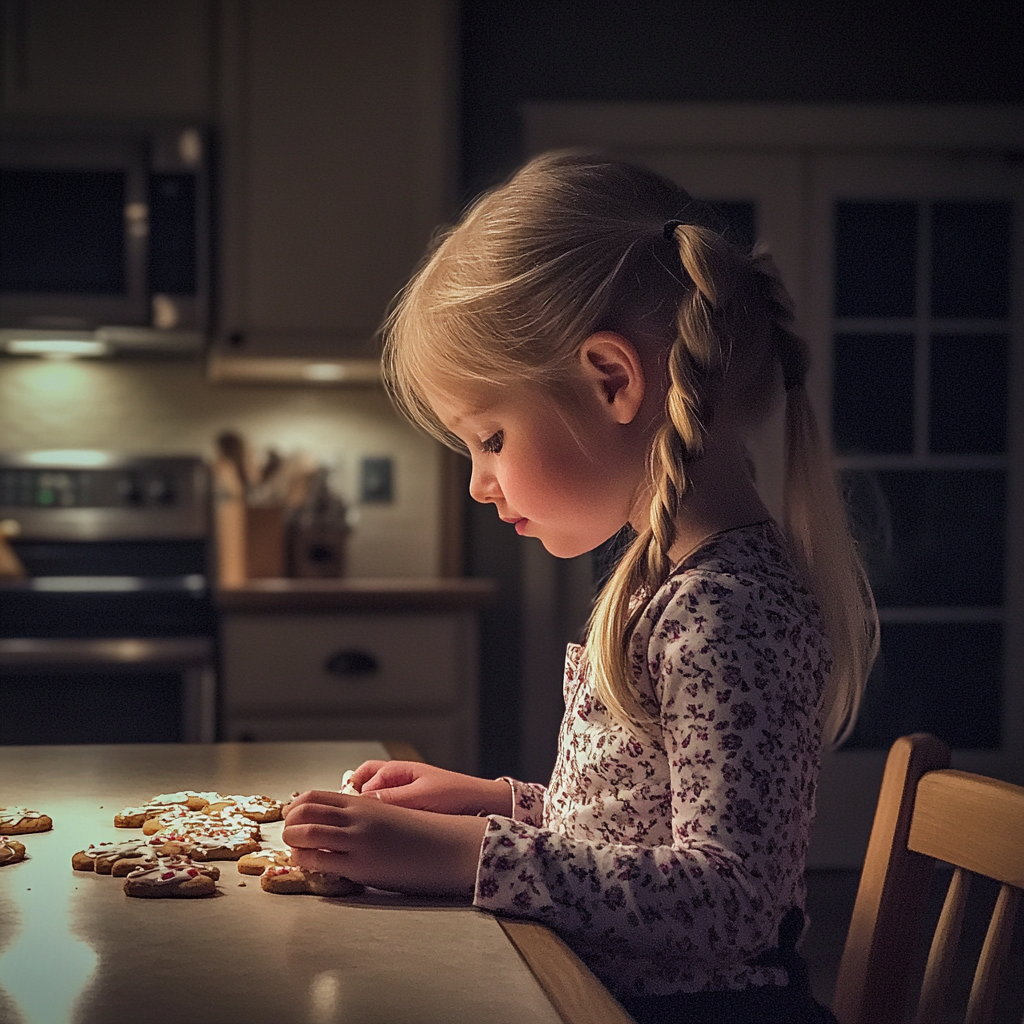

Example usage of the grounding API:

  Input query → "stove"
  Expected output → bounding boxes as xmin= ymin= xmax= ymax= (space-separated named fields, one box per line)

xmin=0 ymin=453 xmax=216 ymax=744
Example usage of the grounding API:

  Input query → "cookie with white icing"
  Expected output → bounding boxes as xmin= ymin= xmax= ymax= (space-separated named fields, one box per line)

xmin=208 ymin=794 xmax=284 ymax=824
xmin=340 ymin=770 xmax=360 ymax=795
xmin=143 ymin=806 xmax=260 ymax=838
xmin=151 ymin=815 xmax=262 ymax=860
xmin=123 ymin=856 xmax=218 ymax=898
xmin=0 ymin=807 xmax=52 ymax=834
xmin=1 ymin=837 xmax=27 ymax=866
xmin=237 ymin=848 xmax=291 ymax=875
xmin=260 ymin=864 xmax=361 ymax=897
xmin=73 ymin=840 xmax=158 ymax=873
xmin=114 ymin=791 xmax=223 ymax=828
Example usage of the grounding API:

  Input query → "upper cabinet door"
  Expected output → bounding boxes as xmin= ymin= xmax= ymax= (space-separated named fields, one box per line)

xmin=215 ymin=0 xmax=457 ymax=359
xmin=1 ymin=0 xmax=214 ymax=118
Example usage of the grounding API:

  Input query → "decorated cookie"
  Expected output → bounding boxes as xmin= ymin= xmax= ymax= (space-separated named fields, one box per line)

xmin=260 ymin=864 xmax=362 ymax=897
xmin=237 ymin=848 xmax=292 ymax=875
xmin=114 ymin=804 xmax=179 ymax=829
xmin=340 ymin=770 xmax=360 ymax=796
xmin=73 ymin=840 xmax=159 ymax=874
xmin=114 ymin=791 xmax=224 ymax=828
xmin=0 ymin=807 xmax=52 ymax=834
xmin=1 ymin=837 xmax=27 ymax=866
xmin=143 ymin=806 xmax=260 ymax=838
xmin=123 ymin=856 xmax=218 ymax=899
xmin=209 ymin=794 xmax=284 ymax=824
xmin=151 ymin=816 xmax=261 ymax=861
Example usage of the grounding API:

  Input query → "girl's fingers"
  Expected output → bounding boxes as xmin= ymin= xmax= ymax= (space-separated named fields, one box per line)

xmin=347 ymin=760 xmax=390 ymax=790
xmin=358 ymin=762 xmax=419 ymax=793
xmin=282 ymin=820 xmax=349 ymax=851
xmin=289 ymin=846 xmax=350 ymax=874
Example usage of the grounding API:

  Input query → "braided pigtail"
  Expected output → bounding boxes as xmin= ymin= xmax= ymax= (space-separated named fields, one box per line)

xmin=586 ymin=223 xmax=739 ymax=728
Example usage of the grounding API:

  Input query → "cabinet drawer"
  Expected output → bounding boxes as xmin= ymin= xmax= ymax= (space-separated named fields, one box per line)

xmin=224 ymin=714 xmax=464 ymax=772
xmin=221 ymin=612 xmax=469 ymax=714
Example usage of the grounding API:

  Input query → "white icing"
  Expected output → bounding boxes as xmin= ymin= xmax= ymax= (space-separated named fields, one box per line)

xmin=126 ymin=856 xmax=206 ymax=885
xmin=0 ymin=807 xmax=47 ymax=827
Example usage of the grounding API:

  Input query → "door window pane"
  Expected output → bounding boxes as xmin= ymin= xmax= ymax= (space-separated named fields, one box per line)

xmin=833 ymin=333 xmax=915 ymax=454
xmin=930 ymin=201 xmax=1012 ymax=319
xmin=930 ymin=333 xmax=1008 ymax=454
xmin=844 ymin=621 xmax=1002 ymax=750
xmin=842 ymin=469 xmax=1005 ymax=607
xmin=834 ymin=201 xmax=917 ymax=317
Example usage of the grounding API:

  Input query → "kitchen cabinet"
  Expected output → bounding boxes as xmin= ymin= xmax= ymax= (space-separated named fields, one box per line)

xmin=211 ymin=0 xmax=457 ymax=378
xmin=0 ymin=0 xmax=214 ymax=118
xmin=218 ymin=579 xmax=492 ymax=772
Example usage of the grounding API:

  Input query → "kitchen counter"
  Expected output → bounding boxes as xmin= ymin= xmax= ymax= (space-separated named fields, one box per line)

xmin=215 ymin=577 xmax=497 ymax=613
xmin=0 ymin=741 xmax=631 ymax=1024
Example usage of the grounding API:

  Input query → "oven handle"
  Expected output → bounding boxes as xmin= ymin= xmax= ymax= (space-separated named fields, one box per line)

xmin=0 ymin=637 xmax=213 ymax=666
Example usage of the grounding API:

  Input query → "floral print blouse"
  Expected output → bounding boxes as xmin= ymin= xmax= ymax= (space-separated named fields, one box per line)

xmin=472 ymin=521 xmax=831 ymax=1000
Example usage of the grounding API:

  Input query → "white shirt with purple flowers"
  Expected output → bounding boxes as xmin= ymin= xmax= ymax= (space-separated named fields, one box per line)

xmin=472 ymin=521 xmax=831 ymax=1000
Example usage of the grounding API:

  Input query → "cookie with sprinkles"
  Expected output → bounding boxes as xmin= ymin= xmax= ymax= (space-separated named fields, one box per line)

xmin=1 ymin=837 xmax=27 ymax=866
xmin=114 ymin=791 xmax=222 ymax=828
xmin=123 ymin=856 xmax=219 ymax=899
xmin=208 ymin=794 xmax=285 ymax=824
xmin=260 ymin=863 xmax=361 ymax=897
xmin=0 ymin=807 xmax=52 ymax=834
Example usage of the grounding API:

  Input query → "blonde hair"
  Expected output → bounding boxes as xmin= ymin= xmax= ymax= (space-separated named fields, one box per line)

xmin=382 ymin=151 xmax=878 ymax=748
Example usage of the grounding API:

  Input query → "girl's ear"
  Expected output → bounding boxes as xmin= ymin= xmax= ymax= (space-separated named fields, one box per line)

xmin=578 ymin=332 xmax=645 ymax=425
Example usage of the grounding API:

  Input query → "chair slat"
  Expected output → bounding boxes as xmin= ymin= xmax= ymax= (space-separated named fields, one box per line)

xmin=909 ymin=771 xmax=1024 ymax=887
xmin=915 ymin=867 xmax=971 ymax=1024
xmin=964 ymin=883 xmax=1021 ymax=1024
xmin=833 ymin=734 xmax=951 ymax=1024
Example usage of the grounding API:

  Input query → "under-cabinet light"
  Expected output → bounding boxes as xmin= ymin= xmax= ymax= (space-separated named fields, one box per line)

xmin=5 ymin=338 xmax=111 ymax=359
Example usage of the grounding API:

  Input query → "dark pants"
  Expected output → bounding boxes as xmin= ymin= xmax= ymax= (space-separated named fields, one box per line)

xmin=618 ymin=908 xmax=839 ymax=1024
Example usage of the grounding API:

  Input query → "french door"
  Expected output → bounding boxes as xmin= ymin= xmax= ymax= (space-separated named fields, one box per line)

xmin=524 ymin=106 xmax=1024 ymax=866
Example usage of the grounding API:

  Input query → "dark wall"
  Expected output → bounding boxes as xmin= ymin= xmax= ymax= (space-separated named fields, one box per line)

xmin=459 ymin=0 xmax=1024 ymax=779
xmin=461 ymin=0 xmax=1024 ymax=196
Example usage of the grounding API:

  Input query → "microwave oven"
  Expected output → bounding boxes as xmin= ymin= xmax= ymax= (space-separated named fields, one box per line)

xmin=0 ymin=121 xmax=211 ymax=357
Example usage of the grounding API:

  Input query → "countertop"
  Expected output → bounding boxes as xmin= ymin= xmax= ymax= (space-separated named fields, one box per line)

xmin=215 ymin=577 xmax=497 ymax=613
xmin=0 ymin=741 xmax=630 ymax=1024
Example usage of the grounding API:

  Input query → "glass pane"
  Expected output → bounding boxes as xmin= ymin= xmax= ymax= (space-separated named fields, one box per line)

xmin=834 ymin=201 xmax=917 ymax=317
xmin=930 ymin=333 xmax=1008 ymax=454
xmin=843 ymin=621 xmax=1002 ymax=750
xmin=0 ymin=169 xmax=126 ymax=294
xmin=842 ymin=469 xmax=1005 ymax=606
xmin=833 ymin=333 xmax=915 ymax=454
xmin=931 ymin=201 xmax=1012 ymax=319
xmin=703 ymin=200 xmax=757 ymax=252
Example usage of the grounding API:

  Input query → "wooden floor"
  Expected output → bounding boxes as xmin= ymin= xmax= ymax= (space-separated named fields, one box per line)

xmin=804 ymin=869 xmax=1024 ymax=1023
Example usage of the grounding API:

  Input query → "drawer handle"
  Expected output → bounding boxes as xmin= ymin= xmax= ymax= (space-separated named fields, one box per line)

xmin=324 ymin=649 xmax=379 ymax=677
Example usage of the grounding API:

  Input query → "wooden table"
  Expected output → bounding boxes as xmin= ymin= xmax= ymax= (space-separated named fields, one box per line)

xmin=0 ymin=741 xmax=632 ymax=1024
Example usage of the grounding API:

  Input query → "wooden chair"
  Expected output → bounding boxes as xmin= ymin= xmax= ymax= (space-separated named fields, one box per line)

xmin=832 ymin=733 xmax=1024 ymax=1024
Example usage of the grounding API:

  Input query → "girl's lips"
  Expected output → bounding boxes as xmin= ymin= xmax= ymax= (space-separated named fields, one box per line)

xmin=514 ymin=518 xmax=528 ymax=535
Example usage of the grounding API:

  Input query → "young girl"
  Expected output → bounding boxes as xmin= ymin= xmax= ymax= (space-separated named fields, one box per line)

xmin=283 ymin=152 xmax=878 ymax=1024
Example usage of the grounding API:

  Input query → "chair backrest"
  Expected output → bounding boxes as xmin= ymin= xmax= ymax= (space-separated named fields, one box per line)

xmin=832 ymin=733 xmax=1024 ymax=1024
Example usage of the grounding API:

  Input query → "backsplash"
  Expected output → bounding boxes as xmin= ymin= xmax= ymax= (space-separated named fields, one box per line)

xmin=0 ymin=359 xmax=442 ymax=577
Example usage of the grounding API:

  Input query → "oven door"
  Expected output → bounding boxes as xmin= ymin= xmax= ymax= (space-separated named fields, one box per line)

xmin=0 ymin=637 xmax=215 ymax=744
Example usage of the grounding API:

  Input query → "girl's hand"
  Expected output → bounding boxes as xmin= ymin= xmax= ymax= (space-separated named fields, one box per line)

xmin=283 ymin=790 xmax=487 ymax=895
xmin=345 ymin=760 xmax=512 ymax=817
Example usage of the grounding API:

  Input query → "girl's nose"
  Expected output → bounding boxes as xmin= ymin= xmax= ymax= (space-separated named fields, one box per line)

xmin=468 ymin=460 xmax=499 ymax=505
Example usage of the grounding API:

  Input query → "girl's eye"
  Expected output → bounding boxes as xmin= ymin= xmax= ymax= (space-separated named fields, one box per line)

xmin=481 ymin=431 xmax=504 ymax=454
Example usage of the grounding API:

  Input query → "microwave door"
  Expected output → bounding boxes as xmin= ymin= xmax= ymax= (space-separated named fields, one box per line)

xmin=0 ymin=136 xmax=150 ymax=329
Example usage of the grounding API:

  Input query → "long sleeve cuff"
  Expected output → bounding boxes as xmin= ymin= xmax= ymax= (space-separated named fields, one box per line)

xmin=495 ymin=777 xmax=546 ymax=827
